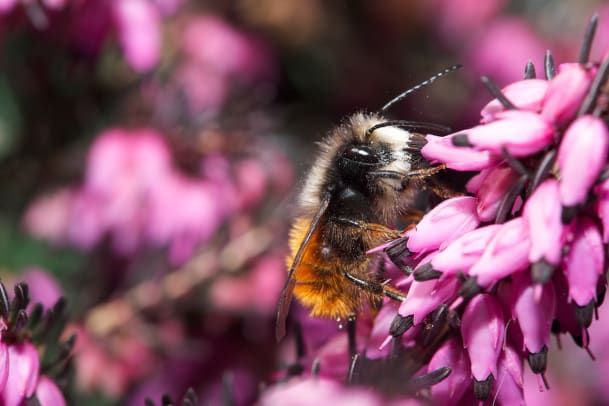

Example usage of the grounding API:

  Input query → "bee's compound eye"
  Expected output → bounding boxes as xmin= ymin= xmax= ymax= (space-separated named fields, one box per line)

xmin=341 ymin=146 xmax=380 ymax=164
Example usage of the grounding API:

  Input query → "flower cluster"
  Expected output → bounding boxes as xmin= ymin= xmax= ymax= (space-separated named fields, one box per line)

xmin=0 ymin=278 xmax=71 ymax=406
xmin=23 ymin=127 xmax=291 ymax=266
xmin=379 ymin=17 xmax=609 ymax=404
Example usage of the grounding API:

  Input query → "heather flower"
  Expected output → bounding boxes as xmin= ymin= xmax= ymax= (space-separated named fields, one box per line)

xmin=427 ymin=338 xmax=471 ymax=404
xmin=474 ymin=163 xmax=519 ymax=221
xmin=557 ymin=115 xmax=609 ymax=208
xmin=461 ymin=293 xmax=505 ymax=399
xmin=396 ymin=277 xmax=458 ymax=327
xmin=523 ymin=179 xmax=564 ymax=268
xmin=564 ymin=217 xmax=604 ymax=309
xmin=480 ymin=78 xmax=548 ymax=122
xmin=0 ymin=281 xmax=70 ymax=405
xmin=2 ymin=342 xmax=40 ymax=406
xmin=113 ymin=0 xmax=162 ymax=72
xmin=511 ymin=273 xmax=555 ymax=364
xmin=452 ymin=110 xmax=554 ymax=157
xmin=35 ymin=376 xmax=67 ymax=406
xmin=426 ymin=223 xmax=501 ymax=277
xmin=468 ymin=217 xmax=531 ymax=288
xmin=348 ymin=17 xmax=609 ymax=404
xmin=495 ymin=345 xmax=525 ymax=405
xmin=421 ymin=134 xmax=494 ymax=171
xmin=405 ymin=196 xmax=479 ymax=254
xmin=541 ymin=64 xmax=593 ymax=125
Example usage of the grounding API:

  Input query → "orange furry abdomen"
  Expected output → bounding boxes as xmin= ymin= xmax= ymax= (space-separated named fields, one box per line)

xmin=287 ymin=217 xmax=371 ymax=319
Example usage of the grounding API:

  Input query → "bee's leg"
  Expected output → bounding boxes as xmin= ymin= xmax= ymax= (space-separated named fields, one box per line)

xmin=402 ymin=164 xmax=446 ymax=181
xmin=347 ymin=313 xmax=357 ymax=358
xmin=427 ymin=176 xmax=464 ymax=199
xmin=343 ymin=271 xmax=406 ymax=301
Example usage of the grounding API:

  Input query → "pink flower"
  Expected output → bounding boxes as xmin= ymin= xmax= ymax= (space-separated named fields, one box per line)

xmin=474 ymin=163 xmax=519 ymax=221
xmin=512 ymin=273 xmax=555 ymax=355
xmin=523 ymin=179 xmax=564 ymax=266
xmin=406 ymin=196 xmax=479 ymax=254
xmin=495 ymin=345 xmax=525 ymax=405
xmin=557 ymin=115 xmax=609 ymax=207
xmin=19 ymin=268 xmax=63 ymax=311
xmin=564 ymin=217 xmax=604 ymax=307
xmin=0 ymin=342 xmax=7 ymax=393
xmin=0 ymin=0 xmax=16 ymax=12
xmin=430 ymin=224 xmax=502 ymax=276
xmin=397 ymin=277 xmax=458 ymax=325
xmin=595 ymin=178 xmax=609 ymax=242
xmin=469 ymin=217 xmax=531 ymax=288
xmin=421 ymin=134 xmax=494 ymax=171
xmin=461 ymin=294 xmax=505 ymax=394
xmin=260 ymin=377 xmax=384 ymax=406
xmin=35 ymin=376 xmax=67 ymax=406
xmin=542 ymin=65 xmax=593 ymax=125
xmin=428 ymin=338 xmax=471 ymax=404
xmin=113 ymin=0 xmax=162 ymax=72
xmin=480 ymin=79 xmax=548 ymax=123
xmin=456 ymin=110 xmax=553 ymax=157
xmin=1 ymin=342 xmax=40 ymax=406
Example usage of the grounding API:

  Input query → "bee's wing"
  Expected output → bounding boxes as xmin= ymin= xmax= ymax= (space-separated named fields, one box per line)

xmin=275 ymin=193 xmax=331 ymax=342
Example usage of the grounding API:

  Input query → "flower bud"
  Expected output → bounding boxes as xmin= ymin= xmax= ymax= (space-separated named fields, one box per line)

xmin=542 ymin=64 xmax=593 ymax=125
xmin=421 ymin=134 xmax=494 ymax=171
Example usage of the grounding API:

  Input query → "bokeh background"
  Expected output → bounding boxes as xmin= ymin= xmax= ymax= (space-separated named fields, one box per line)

xmin=1 ymin=0 xmax=609 ymax=404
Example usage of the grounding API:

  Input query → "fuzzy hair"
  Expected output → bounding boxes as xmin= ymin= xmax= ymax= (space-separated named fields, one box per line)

xmin=298 ymin=112 xmax=425 ymax=223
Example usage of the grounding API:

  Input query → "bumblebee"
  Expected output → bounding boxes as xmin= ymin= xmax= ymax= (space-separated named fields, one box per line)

xmin=276 ymin=66 xmax=461 ymax=341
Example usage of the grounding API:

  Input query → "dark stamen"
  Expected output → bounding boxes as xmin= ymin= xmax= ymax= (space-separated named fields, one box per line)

xmin=413 ymin=262 xmax=443 ymax=281
xmin=458 ymin=276 xmax=482 ymax=300
xmin=0 ymin=281 xmax=9 ymax=319
xmin=561 ymin=205 xmax=578 ymax=224
xmin=577 ymin=53 xmax=609 ymax=117
xmin=501 ymin=146 xmax=530 ymax=177
xmin=481 ymin=76 xmax=516 ymax=110
xmin=545 ymin=50 xmax=557 ymax=80
xmin=531 ymin=259 xmax=555 ymax=285
xmin=473 ymin=374 xmax=494 ymax=401
xmin=495 ymin=174 xmax=527 ymax=224
xmin=574 ymin=300 xmax=595 ymax=328
xmin=161 ymin=395 xmax=173 ymax=406
xmin=389 ymin=314 xmax=414 ymax=337
xmin=422 ymin=304 xmax=449 ymax=347
xmin=389 ymin=336 xmax=403 ymax=360
xmin=13 ymin=283 xmax=29 ymax=312
xmin=527 ymin=149 xmax=556 ymax=197
xmin=579 ymin=14 xmax=599 ymax=64
xmin=311 ymin=358 xmax=321 ymax=376
xmin=452 ymin=133 xmax=473 ymax=147
xmin=527 ymin=346 xmax=548 ymax=375
xmin=366 ymin=121 xmax=452 ymax=138
xmin=524 ymin=61 xmax=536 ymax=79
xmin=405 ymin=367 xmax=452 ymax=392
xmin=380 ymin=64 xmax=462 ymax=113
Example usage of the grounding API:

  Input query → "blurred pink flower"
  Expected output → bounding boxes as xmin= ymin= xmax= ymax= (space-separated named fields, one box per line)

xmin=19 ymin=268 xmax=63 ymax=311
xmin=35 ymin=376 xmax=67 ymax=406
xmin=466 ymin=18 xmax=548 ymax=85
xmin=260 ymin=377 xmax=386 ymax=406
xmin=24 ymin=128 xmax=239 ymax=264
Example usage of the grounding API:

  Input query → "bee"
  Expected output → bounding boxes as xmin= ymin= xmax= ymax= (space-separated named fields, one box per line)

xmin=276 ymin=65 xmax=461 ymax=341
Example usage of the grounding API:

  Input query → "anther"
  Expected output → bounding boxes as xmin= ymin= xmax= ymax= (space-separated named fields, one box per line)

xmin=413 ymin=262 xmax=442 ymax=281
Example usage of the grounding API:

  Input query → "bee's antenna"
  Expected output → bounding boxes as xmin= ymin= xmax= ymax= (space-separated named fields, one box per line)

xmin=380 ymin=64 xmax=462 ymax=114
